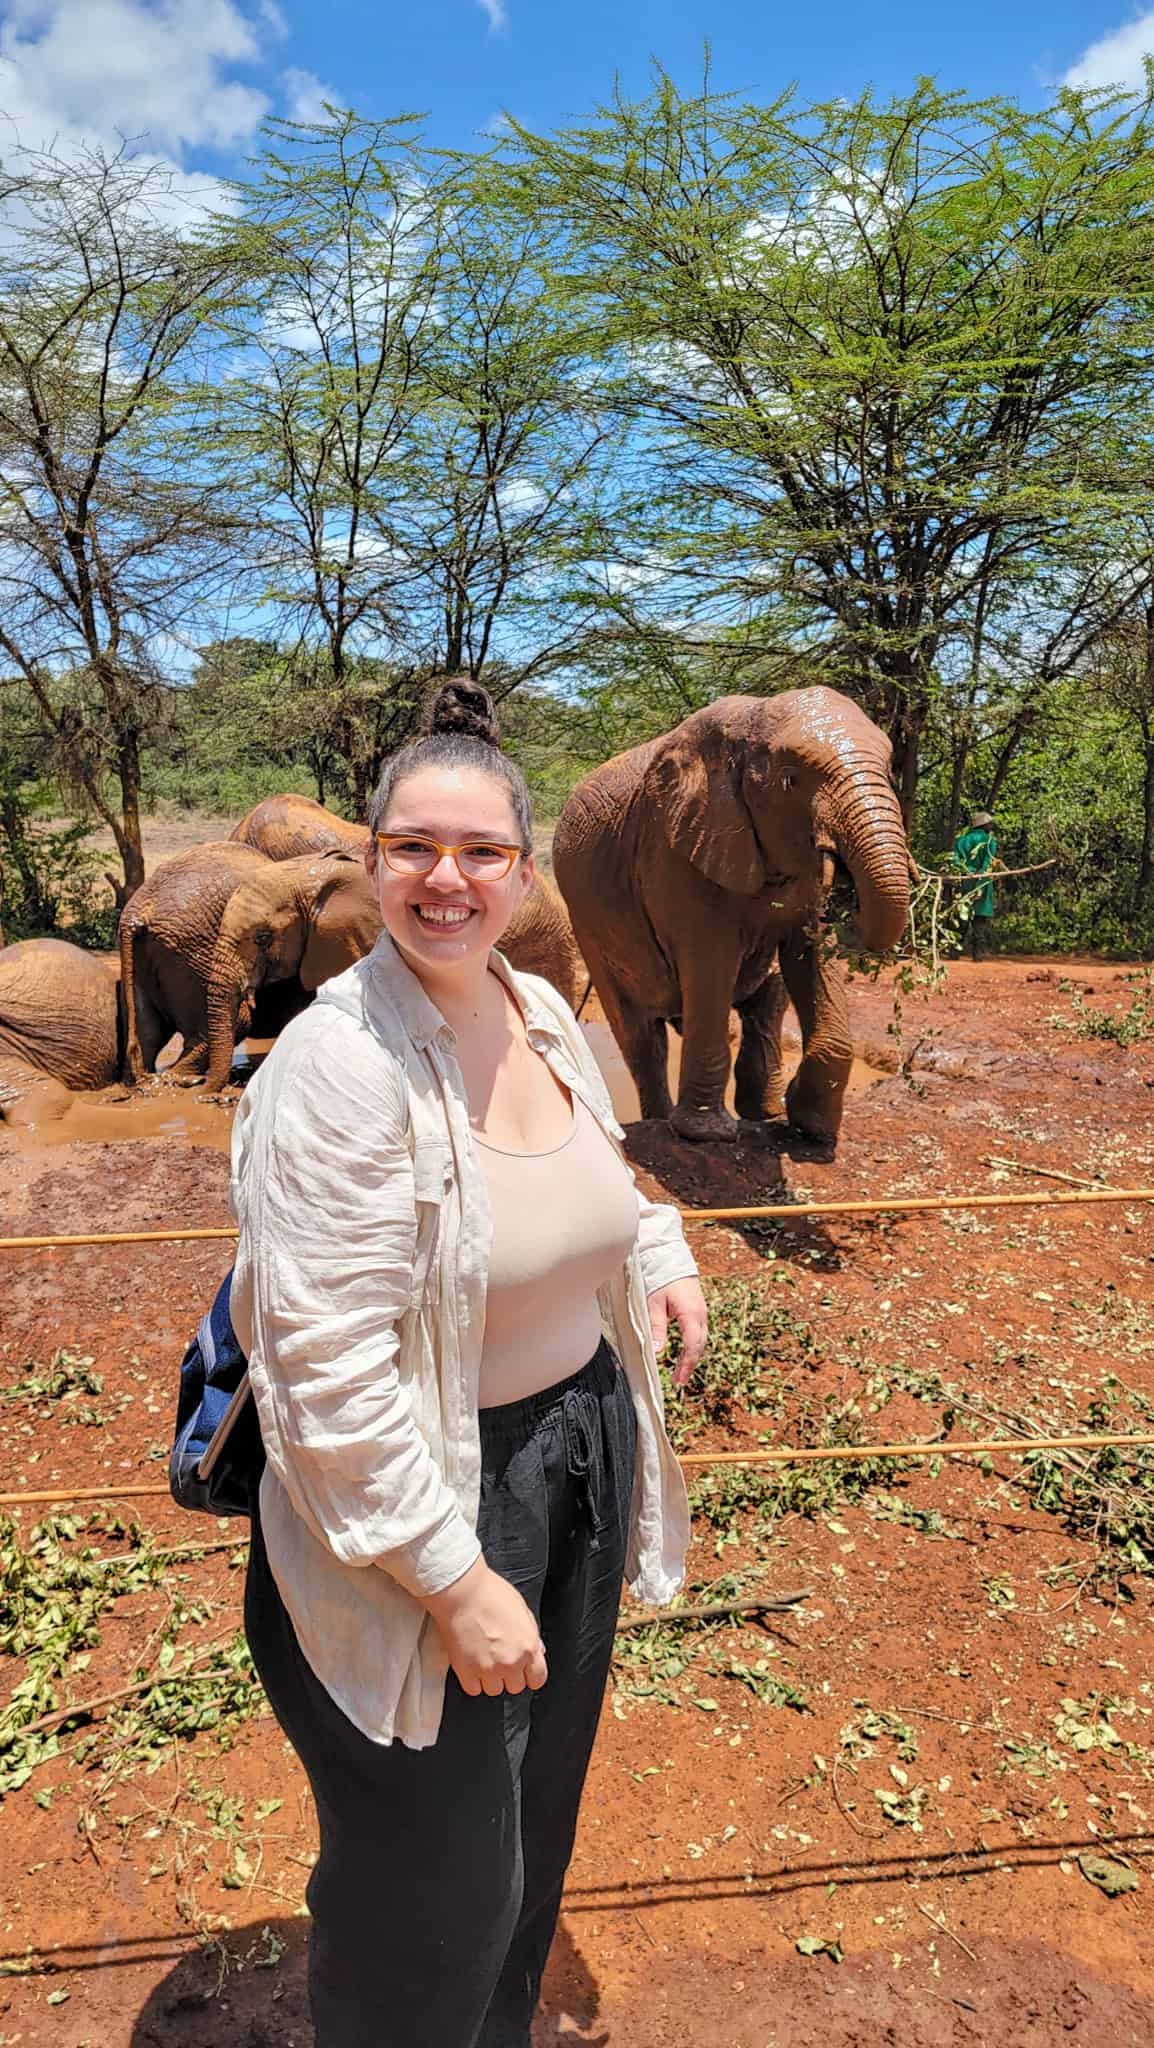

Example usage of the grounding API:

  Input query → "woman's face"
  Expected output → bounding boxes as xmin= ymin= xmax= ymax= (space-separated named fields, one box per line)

xmin=365 ymin=764 xmax=534 ymax=977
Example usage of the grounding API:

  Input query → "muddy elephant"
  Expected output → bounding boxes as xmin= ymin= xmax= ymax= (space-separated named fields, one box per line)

xmin=0 ymin=938 xmax=123 ymax=1120
xmin=201 ymin=850 xmax=386 ymax=1089
xmin=500 ymin=873 xmax=582 ymax=1010
xmin=553 ymin=686 xmax=910 ymax=1145
xmin=118 ymin=842 xmax=277 ymax=1084
xmin=230 ymin=793 xmax=370 ymax=862
xmin=206 ymin=856 xmax=581 ymax=1088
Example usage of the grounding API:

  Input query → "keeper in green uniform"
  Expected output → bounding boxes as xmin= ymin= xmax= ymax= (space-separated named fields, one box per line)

xmin=952 ymin=810 xmax=998 ymax=959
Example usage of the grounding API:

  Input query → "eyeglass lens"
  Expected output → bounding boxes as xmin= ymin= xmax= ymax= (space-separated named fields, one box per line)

xmin=385 ymin=839 xmax=514 ymax=878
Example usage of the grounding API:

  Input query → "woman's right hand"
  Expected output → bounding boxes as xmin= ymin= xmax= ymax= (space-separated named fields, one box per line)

xmin=422 ymin=1557 xmax=548 ymax=1698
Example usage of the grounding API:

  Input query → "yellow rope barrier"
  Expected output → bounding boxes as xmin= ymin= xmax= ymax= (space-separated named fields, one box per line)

xmin=680 ymin=1187 xmax=1154 ymax=1223
xmin=3 ymin=1432 xmax=1153 ymax=1510
xmin=2 ymin=1184 xmax=1153 ymax=1252
xmin=677 ymin=1432 xmax=1154 ymax=1467
xmin=0 ymin=1227 xmax=238 ymax=1250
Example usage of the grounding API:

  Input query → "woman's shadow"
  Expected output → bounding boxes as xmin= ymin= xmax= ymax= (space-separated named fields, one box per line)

xmin=131 ymin=1912 xmax=607 ymax=2046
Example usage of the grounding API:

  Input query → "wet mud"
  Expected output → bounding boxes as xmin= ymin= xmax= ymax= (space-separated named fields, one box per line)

xmin=0 ymin=1020 xmax=886 ymax=1158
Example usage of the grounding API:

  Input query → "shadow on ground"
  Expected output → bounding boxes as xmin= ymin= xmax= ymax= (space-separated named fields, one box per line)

xmin=129 ymin=1913 xmax=605 ymax=2047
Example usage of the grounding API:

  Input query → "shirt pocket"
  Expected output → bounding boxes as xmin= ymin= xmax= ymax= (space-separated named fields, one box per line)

xmin=408 ymin=1141 xmax=452 ymax=1311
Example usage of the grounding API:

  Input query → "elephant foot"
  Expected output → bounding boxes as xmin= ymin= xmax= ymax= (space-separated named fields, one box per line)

xmin=785 ymin=1074 xmax=843 ymax=1147
xmin=670 ymin=1104 xmax=740 ymax=1144
xmin=733 ymin=1091 xmax=788 ymax=1123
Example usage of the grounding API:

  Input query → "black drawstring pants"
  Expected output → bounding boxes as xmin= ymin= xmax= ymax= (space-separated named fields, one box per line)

xmin=244 ymin=1339 xmax=637 ymax=2048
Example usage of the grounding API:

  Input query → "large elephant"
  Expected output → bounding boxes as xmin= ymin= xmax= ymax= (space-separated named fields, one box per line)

xmin=230 ymin=793 xmax=369 ymax=862
xmin=553 ymin=687 xmax=911 ymax=1145
xmin=0 ymin=938 xmax=123 ymax=1118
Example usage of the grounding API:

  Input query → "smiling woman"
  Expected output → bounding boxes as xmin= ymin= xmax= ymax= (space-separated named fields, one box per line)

xmin=229 ymin=674 xmax=708 ymax=2048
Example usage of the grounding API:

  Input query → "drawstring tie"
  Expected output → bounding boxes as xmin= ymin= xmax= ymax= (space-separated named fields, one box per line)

xmin=562 ymin=1383 xmax=609 ymax=1552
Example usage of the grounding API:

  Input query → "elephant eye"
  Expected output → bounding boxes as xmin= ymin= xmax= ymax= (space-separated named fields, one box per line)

xmin=254 ymin=925 xmax=275 ymax=951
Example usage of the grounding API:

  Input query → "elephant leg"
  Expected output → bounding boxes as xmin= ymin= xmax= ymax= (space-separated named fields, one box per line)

xmin=778 ymin=929 xmax=853 ymax=1145
xmin=582 ymin=941 xmax=672 ymax=1119
xmin=670 ymin=951 xmax=741 ymax=1144
xmin=129 ymin=984 xmax=172 ymax=1083
xmin=168 ymin=1037 xmax=210 ymax=1084
xmin=734 ymin=971 xmax=789 ymax=1122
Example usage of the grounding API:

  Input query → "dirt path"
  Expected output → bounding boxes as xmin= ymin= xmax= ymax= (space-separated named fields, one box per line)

xmin=1 ymin=959 xmax=1153 ymax=2045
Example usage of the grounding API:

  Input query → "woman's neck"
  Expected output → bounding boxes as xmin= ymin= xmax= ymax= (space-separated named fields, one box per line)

xmin=399 ymin=947 xmax=502 ymax=1034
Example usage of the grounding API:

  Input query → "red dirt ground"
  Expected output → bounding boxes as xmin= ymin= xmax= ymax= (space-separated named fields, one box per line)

xmin=2 ymin=957 xmax=1154 ymax=2046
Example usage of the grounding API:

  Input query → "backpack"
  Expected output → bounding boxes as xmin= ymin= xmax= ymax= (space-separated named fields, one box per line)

xmin=169 ymin=1269 xmax=264 ymax=1517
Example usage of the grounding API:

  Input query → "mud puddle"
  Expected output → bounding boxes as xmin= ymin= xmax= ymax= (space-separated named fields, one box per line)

xmin=1 ymin=1080 xmax=236 ymax=1153
xmin=0 ymin=1024 xmax=889 ymax=1155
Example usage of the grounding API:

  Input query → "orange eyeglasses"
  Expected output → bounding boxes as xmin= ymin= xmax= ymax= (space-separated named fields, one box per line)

xmin=373 ymin=833 xmax=524 ymax=880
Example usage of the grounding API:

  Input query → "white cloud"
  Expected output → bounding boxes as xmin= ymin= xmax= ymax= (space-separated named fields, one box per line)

xmin=481 ymin=110 xmax=514 ymax=137
xmin=0 ymin=1 xmax=270 ymax=155
xmin=1061 ymin=11 xmax=1154 ymax=90
xmin=496 ymin=476 xmax=546 ymax=517
xmin=282 ymin=65 xmax=339 ymax=124
xmin=476 ymin=0 xmax=507 ymax=31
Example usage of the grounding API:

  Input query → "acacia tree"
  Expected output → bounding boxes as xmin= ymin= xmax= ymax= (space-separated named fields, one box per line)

xmin=216 ymin=122 xmax=616 ymax=809
xmin=0 ymin=144 xmax=242 ymax=899
xmin=505 ymin=75 xmax=1154 ymax=820
xmin=215 ymin=110 xmax=450 ymax=813
xmin=391 ymin=188 xmax=617 ymax=695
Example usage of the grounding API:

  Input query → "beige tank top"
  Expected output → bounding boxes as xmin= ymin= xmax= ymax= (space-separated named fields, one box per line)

xmin=474 ymin=1094 xmax=639 ymax=1406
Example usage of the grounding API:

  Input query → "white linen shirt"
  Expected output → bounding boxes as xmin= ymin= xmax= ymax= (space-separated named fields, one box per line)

xmin=229 ymin=933 xmax=697 ymax=1750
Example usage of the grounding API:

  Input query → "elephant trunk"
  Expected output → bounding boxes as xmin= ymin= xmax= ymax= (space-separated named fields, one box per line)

xmin=824 ymin=769 xmax=910 ymax=952
xmin=204 ymin=949 xmax=249 ymax=1092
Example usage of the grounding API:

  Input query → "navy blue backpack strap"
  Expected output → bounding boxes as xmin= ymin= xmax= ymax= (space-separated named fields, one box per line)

xmin=170 ymin=1269 xmax=264 ymax=1517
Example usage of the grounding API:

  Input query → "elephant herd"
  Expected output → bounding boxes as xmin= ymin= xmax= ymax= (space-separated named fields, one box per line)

xmin=0 ymin=686 xmax=912 ymax=1147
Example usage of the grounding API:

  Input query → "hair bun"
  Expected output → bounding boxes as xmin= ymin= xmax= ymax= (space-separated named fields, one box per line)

xmin=426 ymin=676 xmax=501 ymax=748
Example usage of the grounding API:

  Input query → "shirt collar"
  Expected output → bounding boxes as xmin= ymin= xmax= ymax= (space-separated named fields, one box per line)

xmin=364 ymin=931 xmax=571 ymax=1054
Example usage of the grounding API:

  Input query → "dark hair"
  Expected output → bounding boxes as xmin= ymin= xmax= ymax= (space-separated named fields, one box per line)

xmin=367 ymin=677 xmax=533 ymax=850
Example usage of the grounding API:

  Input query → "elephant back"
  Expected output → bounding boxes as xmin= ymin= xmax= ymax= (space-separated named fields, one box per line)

xmin=230 ymin=794 xmax=370 ymax=863
xmin=0 ymin=937 xmax=121 ymax=1089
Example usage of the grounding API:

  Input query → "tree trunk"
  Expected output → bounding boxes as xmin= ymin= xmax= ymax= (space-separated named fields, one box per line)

xmin=112 ymin=730 xmax=146 ymax=905
xmin=1137 ymin=735 xmax=1154 ymax=914
xmin=944 ymin=735 xmax=970 ymax=849
xmin=892 ymin=715 xmax=921 ymax=831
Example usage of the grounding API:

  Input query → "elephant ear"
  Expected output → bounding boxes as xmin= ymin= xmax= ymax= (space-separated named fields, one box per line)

xmin=645 ymin=717 xmax=767 ymax=895
xmin=299 ymin=857 xmax=381 ymax=991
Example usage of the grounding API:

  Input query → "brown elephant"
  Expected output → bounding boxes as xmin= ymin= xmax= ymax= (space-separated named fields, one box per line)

xmin=119 ymin=842 xmax=276 ymax=1084
xmin=553 ymin=686 xmax=910 ymax=1145
xmin=230 ymin=793 xmax=370 ymax=862
xmin=201 ymin=850 xmax=384 ymax=1090
xmin=0 ymin=938 xmax=123 ymax=1119
xmin=500 ymin=873 xmax=582 ymax=1010
xmin=205 ymin=856 xmax=582 ymax=1090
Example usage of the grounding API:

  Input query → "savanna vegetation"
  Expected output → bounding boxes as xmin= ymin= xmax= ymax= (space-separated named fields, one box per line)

xmin=2 ymin=75 xmax=1154 ymax=954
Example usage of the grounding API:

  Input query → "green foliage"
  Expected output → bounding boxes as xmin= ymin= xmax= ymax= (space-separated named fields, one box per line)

xmin=0 ymin=1512 xmax=259 ymax=1799
xmin=1023 ymin=1383 xmax=1154 ymax=1580
xmin=714 ymin=1655 xmax=808 ymax=1712
xmin=661 ymin=1275 xmax=814 ymax=1446
xmin=0 ymin=789 xmax=118 ymax=949
xmin=1048 ymin=969 xmax=1154 ymax=1045
xmin=916 ymin=672 xmax=1154 ymax=956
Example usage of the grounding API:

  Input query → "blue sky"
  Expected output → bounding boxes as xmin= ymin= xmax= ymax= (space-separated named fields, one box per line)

xmin=0 ymin=0 xmax=1150 ymax=195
